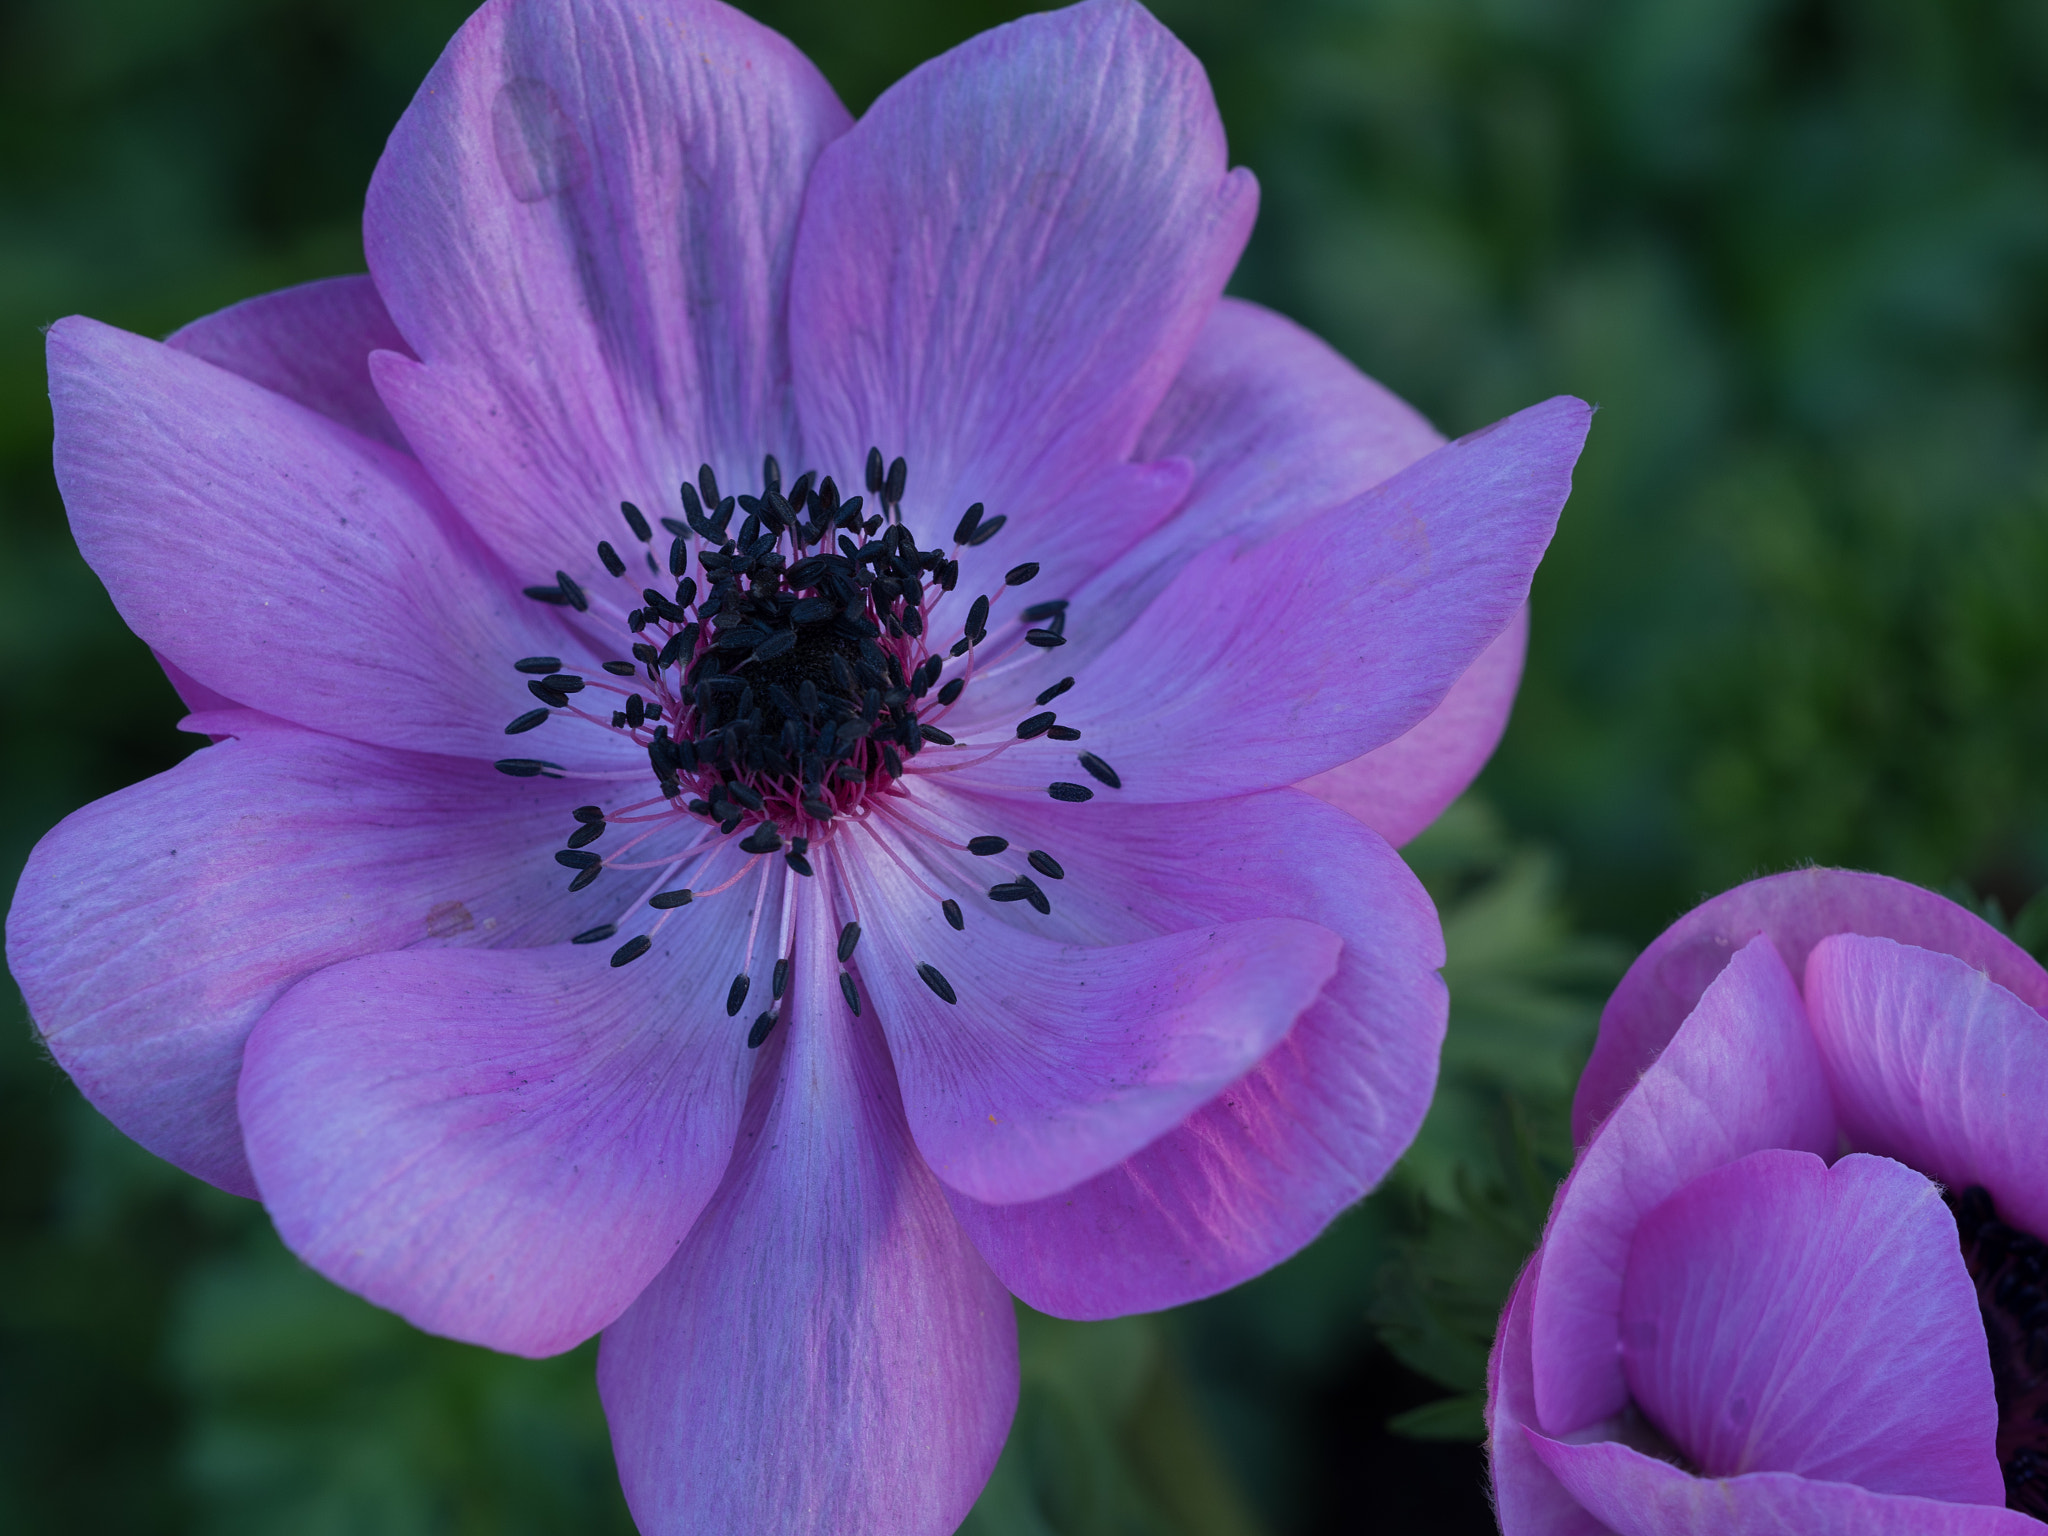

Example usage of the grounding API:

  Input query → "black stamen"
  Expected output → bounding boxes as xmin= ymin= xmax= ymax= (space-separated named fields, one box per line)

xmin=1027 ymin=850 xmax=1065 ymax=880
xmin=506 ymin=709 xmax=549 ymax=735
xmin=649 ymin=889 xmax=694 ymax=909
xmin=1077 ymin=752 xmax=1122 ymax=789
xmin=611 ymin=935 xmax=652 ymax=967
xmin=916 ymin=962 xmax=957 ymax=1004
xmin=598 ymin=541 xmax=626 ymax=577
xmin=747 ymin=1011 xmax=778 ymax=1049
xmin=527 ymin=680 xmax=569 ymax=707
xmin=555 ymin=570 xmax=589 ymax=612
xmin=1021 ymin=600 xmax=1068 ymax=623
xmin=1016 ymin=712 xmax=1056 ymax=739
xmin=568 ymin=865 xmax=602 ymax=891
xmin=1047 ymin=725 xmax=1082 ymax=741
xmin=785 ymin=849 xmax=814 ymax=877
xmin=937 ymin=678 xmax=965 ymax=705
xmin=1025 ymin=629 xmax=1066 ymax=648
xmin=866 ymin=447 xmax=885 ymax=496
xmin=1048 ymin=782 xmax=1094 ymax=803
xmin=920 ymin=724 xmax=956 ymax=746
xmin=573 ymin=805 xmax=605 ymax=823
xmin=572 ymin=923 xmax=618 ymax=944
xmin=966 ymin=515 xmax=1007 ymax=546
xmin=968 ymin=836 xmax=1009 ymax=856
xmin=772 ymin=958 xmax=790 ymax=1000
xmin=514 ymin=656 xmax=563 ymax=674
xmin=602 ymin=660 xmax=637 ymax=676
xmin=839 ymin=972 xmax=861 ymax=1015
xmin=1036 ymin=676 xmax=1075 ymax=706
xmin=621 ymin=501 xmax=653 ymax=542
xmin=567 ymin=822 xmax=604 ymax=849
xmin=739 ymin=824 xmax=783 ymax=854
xmin=953 ymin=502 xmax=984 ymax=544
xmin=989 ymin=882 xmax=1030 ymax=903
xmin=942 ymin=898 xmax=964 ymax=930
xmin=1004 ymin=562 xmax=1039 ymax=586
xmin=726 ymin=973 xmax=750 ymax=1017
xmin=838 ymin=922 xmax=862 ymax=963
xmin=555 ymin=850 xmax=600 ymax=870
xmin=495 ymin=758 xmax=560 ymax=777
xmin=523 ymin=584 xmax=572 ymax=605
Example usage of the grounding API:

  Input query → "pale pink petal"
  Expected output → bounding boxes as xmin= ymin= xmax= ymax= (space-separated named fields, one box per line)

xmin=47 ymin=315 xmax=622 ymax=767
xmin=789 ymin=0 xmax=1255 ymax=598
xmin=1807 ymin=933 xmax=2048 ymax=1239
xmin=3 ymin=724 xmax=601 ymax=1197
xmin=1530 ymin=937 xmax=1836 ymax=1436
xmin=953 ymin=396 xmax=1588 ymax=804
xmin=1488 ymin=1255 xmax=1616 ymax=1536
xmin=597 ymin=894 xmax=1015 ymax=1536
xmin=1300 ymin=601 xmax=1528 ymax=845
xmin=1531 ymin=1436 xmax=2039 ymax=1536
xmin=1576 ymin=868 xmax=2048 ymax=1144
xmin=907 ymin=782 xmax=1445 ymax=1317
xmin=1620 ymin=1150 xmax=2000 ymax=1502
xmin=166 ymin=274 xmax=414 ymax=450
xmin=365 ymin=0 xmax=851 ymax=574
xmin=238 ymin=918 xmax=759 ymax=1357
xmin=842 ymin=825 xmax=1339 ymax=1203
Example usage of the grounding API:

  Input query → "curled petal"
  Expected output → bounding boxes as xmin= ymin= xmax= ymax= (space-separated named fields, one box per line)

xmin=1807 ymin=933 xmax=2048 ymax=1240
xmin=4 ymin=723 xmax=597 ymax=1195
xmin=1530 ymin=936 xmax=1836 ymax=1436
xmin=1620 ymin=1150 xmax=1999 ymax=1502
xmin=366 ymin=0 xmax=852 ymax=573
xmin=598 ymin=894 xmax=1015 ymax=1536
xmin=240 ymin=919 xmax=760 ymax=1357
xmin=791 ymin=0 xmax=1254 ymax=592
xmin=1576 ymin=868 xmax=2048 ymax=1144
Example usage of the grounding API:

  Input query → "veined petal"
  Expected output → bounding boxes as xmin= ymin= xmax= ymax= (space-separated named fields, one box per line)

xmin=597 ymin=893 xmax=1015 ymax=1536
xmin=1488 ymin=1256 xmax=1615 ymax=1536
xmin=902 ymin=782 xmax=1444 ymax=1317
xmin=1300 ymin=602 xmax=1528 ymax=845
xmin=790 ymin=0 xmax=1254 ymax=595
xmin=166 ymin=274 xmax=414 ymax=451
xmin=842 ymin=825 xmax=1338 ymax=1204
xmin=1807 ymin=933 xmax=2048 ymax=1240
xmin=1530 ymin=936 xmax=1836 ymax=1437
xmin=954 ymin=396 xmax=1588 ymax=804
xmin=1530 ymin=1436 xmax=2041 ymax=1536
xmin=3 ymin=723 xmax=598 ymax=1197
xmin=1620 ymin=1151 xmax=2000 ymax=1502
xmin=365 ymin=0 xmax=851 ymax=574
xmin=47 ymin=316 xmax=620 ymax=767
xmin=238 ymin=908 xmax=761 ymax=1358
xmin=1575 ymin=868 xmax=2048 ymax=1145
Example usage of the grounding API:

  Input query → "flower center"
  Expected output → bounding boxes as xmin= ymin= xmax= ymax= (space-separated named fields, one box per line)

xmin=1948 ymin=1185 xmax=2048 ymax=1516
xmin=488 ymin=452 xmax=1125 ymax=1044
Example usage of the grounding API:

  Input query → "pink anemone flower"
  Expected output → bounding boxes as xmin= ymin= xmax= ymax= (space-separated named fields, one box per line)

xmin=1489 ymin=868 xmax=2048 ymax=1534
xmin=9 ymin=1 xmax=1587 ymax=1530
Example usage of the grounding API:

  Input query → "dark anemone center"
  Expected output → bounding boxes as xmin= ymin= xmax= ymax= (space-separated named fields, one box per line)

xmin=1948 ymin=1185 xmax=2048 ymax=1515
xmin=744 ymin=620 xmax=863 ymax=736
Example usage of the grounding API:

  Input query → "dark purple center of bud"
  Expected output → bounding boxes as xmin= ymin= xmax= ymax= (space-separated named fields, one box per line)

xmin=1949 ymin=1185 xmax=2048 ymax=1516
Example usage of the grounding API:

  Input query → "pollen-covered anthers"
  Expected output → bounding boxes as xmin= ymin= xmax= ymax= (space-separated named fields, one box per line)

xmin=1948 ymin=1185 xmax=2048 ymax=1516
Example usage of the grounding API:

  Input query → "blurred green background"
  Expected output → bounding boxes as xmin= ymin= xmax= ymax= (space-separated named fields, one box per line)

xmin=3 ymin=0 xmax=2046 ymax=1531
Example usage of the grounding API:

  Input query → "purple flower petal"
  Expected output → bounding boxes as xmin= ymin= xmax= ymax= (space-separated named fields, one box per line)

xmin=956 ymin=396 xmax=1588 ymax=804
xmin=1530 ymin=1436 xmax=2039 ymax=1536
xmin=1488 ymin=1255 xmax=1614 ymax=1536
xmin=1575 ymin=868 xmax=2048 ymax=1145
xmin=1620 ymin=1150 xmax=2000 ymax=1502
xmin=165 ymin=274 xmax=415 ymax=450
xmin=1299 ymin=601 xmax=1528 ymax=845
xmin=597 ymin=896 xmax=1015 ymax=1536
xmin=789 ymin=0 xmax=1255 ymax=592
xmin=1530 ymin=936 xmax=1836 ymax=1436
xmin=4 ymin=723 xmax=598 ymax=1197
xmin=365 ymin=0 xmax=851 ymax=573
xmin=47 ymin=316 xmax=618 ymax=766
xmin=844 ymin=830 xmax=1340 ymax=1202
xmin=1807 ymin=933 xmax=2048 ymax=1241
xmin=925 ymin=785 xmax=1445 ymax=1317
xmin=239 ymin=920 xmax=761 ymax=1357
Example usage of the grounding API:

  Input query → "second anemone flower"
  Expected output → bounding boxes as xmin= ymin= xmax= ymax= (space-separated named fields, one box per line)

xmin=9 ymin=1 xmax=1587 ymax=1531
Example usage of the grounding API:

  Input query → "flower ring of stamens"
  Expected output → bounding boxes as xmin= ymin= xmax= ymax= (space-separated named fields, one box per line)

xmin=494 ymin=451 xmax=1127 ymax=1028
